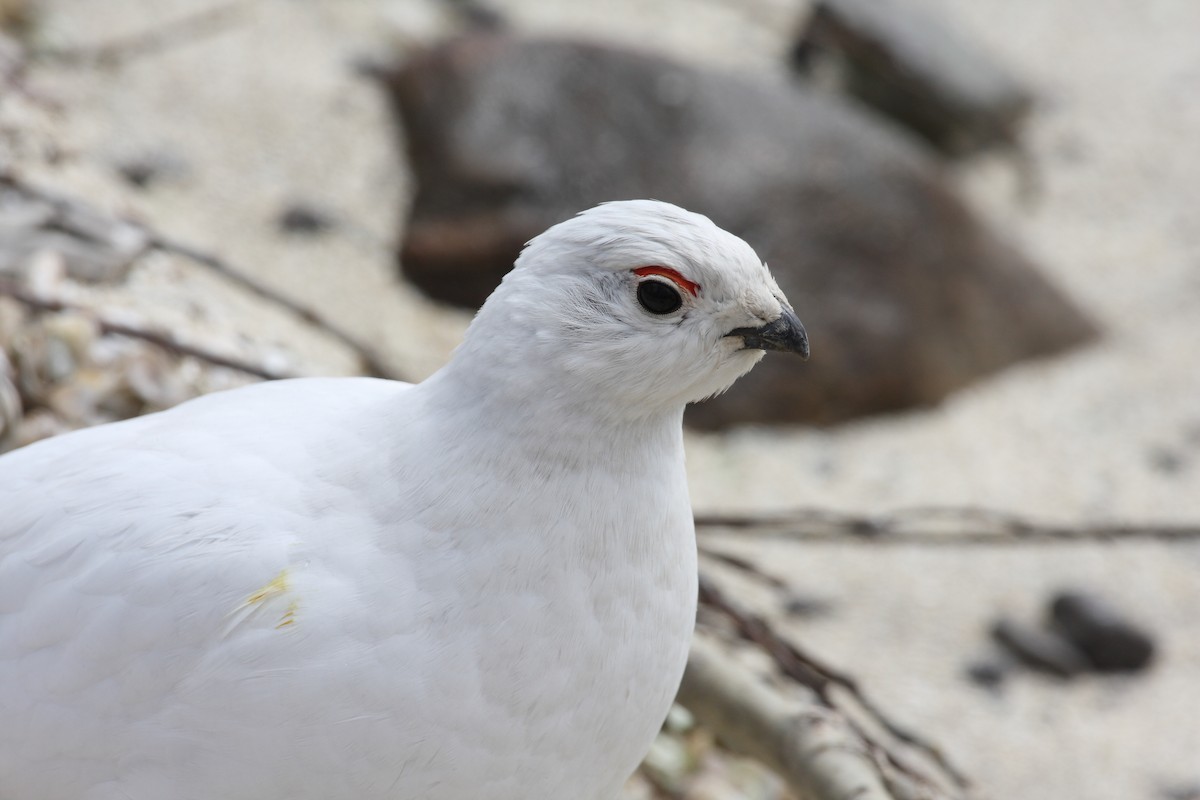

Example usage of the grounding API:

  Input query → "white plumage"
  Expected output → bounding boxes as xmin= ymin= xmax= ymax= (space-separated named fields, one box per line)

xmin=0 ymin=200 xmax=807 ymax=800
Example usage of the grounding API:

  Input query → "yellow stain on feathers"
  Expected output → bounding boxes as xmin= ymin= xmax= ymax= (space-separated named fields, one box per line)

xmin=235 ymin=568 xmax=299 ymax=630
xmin=276 ymin=600 xmax=299 ymax=629
xmin=246 ymin=568 xmax=291 ymax=604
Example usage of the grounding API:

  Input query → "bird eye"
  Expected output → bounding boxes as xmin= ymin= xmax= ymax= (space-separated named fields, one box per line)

xmin=637 ymin=280 xmax=683 ymax=315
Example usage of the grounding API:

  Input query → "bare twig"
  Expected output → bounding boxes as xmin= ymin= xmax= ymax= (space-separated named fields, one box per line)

xmin=698 ymin=575 xmax=970 ymax=794
xmin=0 ymin=173 xmax=404 ymax=381
xmin=33 ymin=1 xmax=250 ymax=68
xmin=696 ymin=506 xmax=1200 ymax=545
xmin=0 ymin=280 xmax=292 ymax=381
xmin=698 ymin=547 xmax=788 ymax=589
xmin=679 ymin=635 xmax=914 ymax=800
xmin=149 ymin=235 xmax=400 ymax=380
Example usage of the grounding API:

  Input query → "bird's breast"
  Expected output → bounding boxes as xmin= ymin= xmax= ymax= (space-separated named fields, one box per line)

xmin=352 ymin=462 xmax=699 ymax=799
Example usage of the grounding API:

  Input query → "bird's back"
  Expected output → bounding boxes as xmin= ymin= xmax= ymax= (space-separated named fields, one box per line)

xmin=0 ymin=378 xmax=426 ymax=798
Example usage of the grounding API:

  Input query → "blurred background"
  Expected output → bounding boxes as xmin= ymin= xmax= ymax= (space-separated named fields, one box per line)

xmin=0 ymin=0 xmax=1197 ymax=798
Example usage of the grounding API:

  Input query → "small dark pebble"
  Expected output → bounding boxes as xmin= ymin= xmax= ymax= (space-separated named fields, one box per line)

xmin=848 ymin=518 xmax=886 ymax=538
xmin=990 ymin=617 xmax=1091 ymax=678
xmin=964 ymin=656 xmax=1009 ymax=690
xmin=117 ymin=160 xmax=158 ymax=189
xmin=1149 ymin=446 xmax=1186 ymax=475
xmin=1183 ymin=422 xmax=1200 ymax=447
xmin=113 ymin=151 xmax=189 ymax=189
xmin=1160 ymin=782 xmax=1200 ymax=800
xmin=1049 ymin=590 xmax=1156 ymax=672
xmin=445 ymin=0 xmax=508 ymax=31
xmin=782 ymin=593 xmax=835 ymax=618
xmin=277 ymin=204 xmax=337 ymax=236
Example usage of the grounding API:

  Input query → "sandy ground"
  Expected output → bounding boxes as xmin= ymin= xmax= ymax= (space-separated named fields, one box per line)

xmin=13 ymin=0 xmax=1200 ymax=797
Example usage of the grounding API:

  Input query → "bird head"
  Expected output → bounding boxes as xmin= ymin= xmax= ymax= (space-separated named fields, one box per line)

xmin=456 ymin=200 xmax=808 ymax=415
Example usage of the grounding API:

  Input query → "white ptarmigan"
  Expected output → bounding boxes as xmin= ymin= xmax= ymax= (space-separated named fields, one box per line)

xmin=0 ymin=200 xmax=808 ymax=800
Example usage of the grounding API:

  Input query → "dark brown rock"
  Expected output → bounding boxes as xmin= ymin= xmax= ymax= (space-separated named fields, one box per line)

xmin=385 ymin=34 xmax=1098 ymax=428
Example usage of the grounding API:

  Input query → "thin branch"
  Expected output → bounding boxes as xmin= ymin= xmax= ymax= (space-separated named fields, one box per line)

xmin=679 ymin=635 xmax=914 ymax=800
xmin=0 ymin=173 xmax=404 ymax=382
xmin=149 ymin=234 xmax=401 ymax=380
xmin=698 ymin=575 xmax=970 ymax=794
xmin=0 ymin=281 xmax=292 ymax=381
xmin=33 ymin=1 xmax=251 ymax=68
xmin=696 ymin=506 xmax=1200 ymax=545
xmin=698 ymin=547 xmax=788 ymax=589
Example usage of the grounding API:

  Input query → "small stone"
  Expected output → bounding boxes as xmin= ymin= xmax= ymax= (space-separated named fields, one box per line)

xmin=639 ymin=733 xmax=691 ymax=793
xmin=46 ymin=367 xmax=137 ymax=425
xmin=25 ymin=248 xmax=67 ymax=295
xmin=276 ymin=203 xmax=336 ymax=236
xmin=782 ymin=592 xmax=835 ymax=618
xmin=0 ymin=296 xmax=28 ymax=346
xmin=445 ymin=0 xmax=507 ymax=31
xmin=113 ymin=149 xmax=189 ymax=189
xmin=124 ymin=349 xmax=191 ymax=411
xmin=792 ymin=0 xmax=1033 ymax=157
xmin=0 ymin=185 xmax=146 ymax=284
xmin=0 ymin=350 xmax=21 ymax=448
xmin=663 ymin=703 xmax=694 ymax=734
xmin=990 ymin=617 xmax=1090 ymax=678
xmin=964 ymin=656 xmax=1010 ymax=690
xmin=1160 ymin=782 xmax=1200 ymax=800
xmin=1149 ymin=446 xmax=1185 ymax=474
xmin=1049 ymin=590 xmax=1156 ymax=672
xmin=41 ymin=312 xmax=100 ymax=365
xmin=10 ymin=313 xmax=86 ymax=400
xmin=11 ymin=408 xmax=70 ymax=448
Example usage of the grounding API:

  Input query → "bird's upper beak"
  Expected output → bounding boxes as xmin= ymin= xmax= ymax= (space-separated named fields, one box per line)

xmin=727 ymin=308 xmax=809 ymax=359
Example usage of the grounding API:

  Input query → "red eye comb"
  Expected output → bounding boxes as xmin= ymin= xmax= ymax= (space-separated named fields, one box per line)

xmin=632 ymin=266 xmax=700 ymax=297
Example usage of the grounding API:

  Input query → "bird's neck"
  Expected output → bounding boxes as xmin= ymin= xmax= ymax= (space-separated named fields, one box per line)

xmin=418 ymin=352 xmax=686 ymax=469
xmin=398 ymin=354 xmax=695 ymax=625
xmin=396 ymin=300 xmax=694 ymax=553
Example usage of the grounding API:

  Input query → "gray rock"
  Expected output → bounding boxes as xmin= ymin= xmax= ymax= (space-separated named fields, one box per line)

xmin=112 ymin=148 xmax=191 ymax=189
xmin=1161 ymin=782 xmax=1200 ymax=800
xmin=792 ymin=0 xmax=1034 ymax=156
xmin=0 ymin=350 xmax=21 ymax=449
xmin=0 ymin=180 xmax=148 ymax=284
xmin=276 ymin=202 xmax=338 ymax=236
xmin=385 ymin=34 xmax=1097 ymax=428
xmin=963 ymin=653 xmax=1011 ymax=691
xmin=990 ymin=617 xmax=1091 ymax=678
xmin=1049 ymin=590 xmax=1157 ymax=673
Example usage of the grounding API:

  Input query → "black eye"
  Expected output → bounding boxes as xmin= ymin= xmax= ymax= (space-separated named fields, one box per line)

xmin=637 ymin=280 xmax=683 ymax=315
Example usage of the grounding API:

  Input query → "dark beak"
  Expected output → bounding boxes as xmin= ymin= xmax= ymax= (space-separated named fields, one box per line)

xmin=727 ymin=308 xmax=809 ymax=359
